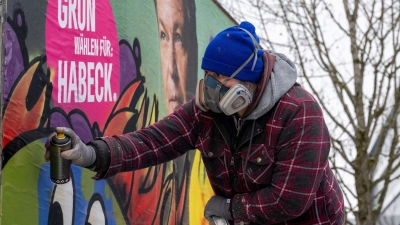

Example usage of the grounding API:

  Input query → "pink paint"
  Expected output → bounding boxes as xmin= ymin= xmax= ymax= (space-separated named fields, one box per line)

xmin=46 ymin=0 xmax=120 ymax=129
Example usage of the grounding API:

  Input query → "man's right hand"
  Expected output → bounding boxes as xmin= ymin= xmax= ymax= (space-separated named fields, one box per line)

xmin=45 ymin=127 xmax=96 ymax=167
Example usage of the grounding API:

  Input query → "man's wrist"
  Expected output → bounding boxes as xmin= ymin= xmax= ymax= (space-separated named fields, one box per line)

xmin=84 ymin=145 xmax=98 ymax=171
xmin=85 ymin=140 xmax=110 ymax=172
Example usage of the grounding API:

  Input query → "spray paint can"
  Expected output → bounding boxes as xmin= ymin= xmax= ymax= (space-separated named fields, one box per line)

xmin=49 ymin=132 xmax=72 ymax=184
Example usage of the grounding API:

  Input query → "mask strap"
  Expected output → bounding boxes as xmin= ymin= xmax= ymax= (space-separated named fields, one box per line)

xmin=214 ymin=85 xmax=222 ymax=103
xmin=228 ymin=27 xmax=262 ymax=80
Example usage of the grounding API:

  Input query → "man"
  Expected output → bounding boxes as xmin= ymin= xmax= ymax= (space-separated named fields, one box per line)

xmin=45 ymin=21 xmax=345 ymax=224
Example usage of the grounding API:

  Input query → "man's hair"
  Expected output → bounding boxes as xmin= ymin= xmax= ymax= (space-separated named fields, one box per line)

xmin=154 ymin=0 xmax=198 ymax=100
xmin=240 ymin=80 xmax=257 ymax=98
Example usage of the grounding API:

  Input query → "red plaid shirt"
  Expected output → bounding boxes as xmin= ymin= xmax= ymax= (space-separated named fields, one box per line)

xmin=96 ymin=85 xmax=345 ymax=225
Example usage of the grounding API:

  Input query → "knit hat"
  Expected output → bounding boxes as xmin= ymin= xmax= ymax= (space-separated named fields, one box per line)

xmin=201 ymin=21 xmax=264 ymax=83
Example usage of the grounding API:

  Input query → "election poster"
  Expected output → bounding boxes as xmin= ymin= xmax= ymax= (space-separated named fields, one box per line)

xmin=1 ymin=0 xmax=235 ymax=224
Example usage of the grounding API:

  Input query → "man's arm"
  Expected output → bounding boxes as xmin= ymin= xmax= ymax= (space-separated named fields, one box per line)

xmin=92 ymin=98 xmax=200 ymax=179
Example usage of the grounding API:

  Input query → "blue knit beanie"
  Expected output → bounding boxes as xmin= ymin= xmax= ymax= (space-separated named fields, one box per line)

xmin=201 ymin=21 xmax=264 ymax=83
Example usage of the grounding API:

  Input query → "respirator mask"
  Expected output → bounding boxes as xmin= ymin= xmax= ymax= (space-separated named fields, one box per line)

xmin=196 ymin=28 xmax=262 ymax=116
xmin=196 ymin=74 xmax=252 ymax=115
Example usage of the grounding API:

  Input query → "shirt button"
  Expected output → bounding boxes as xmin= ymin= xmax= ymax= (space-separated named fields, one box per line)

xmin=208 ymin=152 xmax=214 ymax=157
xmin=257 ymin=157 xmax=262 ymax=163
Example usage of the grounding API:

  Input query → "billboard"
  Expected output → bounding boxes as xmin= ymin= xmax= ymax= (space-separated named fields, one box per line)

xmin=1 ymin=0 xmax=235 ymax=224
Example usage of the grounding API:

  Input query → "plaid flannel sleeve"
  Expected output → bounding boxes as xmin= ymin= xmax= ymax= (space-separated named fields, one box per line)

xmin=92 ymin=99 xmax=200 ymax=179
xmin=232 ymin=99 xmax=331 ymax=224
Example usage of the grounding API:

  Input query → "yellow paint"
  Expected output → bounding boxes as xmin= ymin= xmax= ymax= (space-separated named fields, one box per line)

xmin=189 ymin=151 xmax=214 ymax=224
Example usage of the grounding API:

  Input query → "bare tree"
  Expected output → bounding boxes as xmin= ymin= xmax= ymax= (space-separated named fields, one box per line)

xmin=216 ymin=0 xmax=400 ymax=224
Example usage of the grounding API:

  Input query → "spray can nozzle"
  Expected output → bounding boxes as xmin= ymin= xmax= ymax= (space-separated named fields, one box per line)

xmin=56 ymin=132 xmax=66 ymax=139
xmin=50 ymin=130 xmax=72 ymax=184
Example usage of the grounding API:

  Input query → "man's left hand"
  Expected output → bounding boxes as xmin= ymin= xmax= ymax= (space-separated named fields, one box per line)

xmin=204 ymin=195 xmax=233 ymax=222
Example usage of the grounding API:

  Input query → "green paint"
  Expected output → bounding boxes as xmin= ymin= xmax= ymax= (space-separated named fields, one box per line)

xmin=196 ymin=0 xmax=236 ymax=82
xmin=2 ymin=139 xmax=46 ymax=225
xmin=110 ymin=0 xmax=165 ymax=117
xmin=81 ymin=169 xmax=96 ymax=200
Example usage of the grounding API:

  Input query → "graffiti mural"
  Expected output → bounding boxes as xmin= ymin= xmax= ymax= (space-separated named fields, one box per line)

xmin=1 ymin=0 xmax=235 ymax=224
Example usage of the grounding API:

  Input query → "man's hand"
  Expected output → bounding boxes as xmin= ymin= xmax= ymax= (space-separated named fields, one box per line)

xmin=204 ymin=195 xmax=233 ymax=222
xmin=45 ymin=127 xmax=96 ymax=167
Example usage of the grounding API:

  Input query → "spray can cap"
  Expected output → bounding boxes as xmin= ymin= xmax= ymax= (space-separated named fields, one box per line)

xmin=56 ymin=132 xmax=66 ymax=139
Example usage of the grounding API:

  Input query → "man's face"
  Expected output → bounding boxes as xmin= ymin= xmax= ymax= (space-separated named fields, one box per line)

xmin=156 ymin=0 xmax=188 ymax=115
